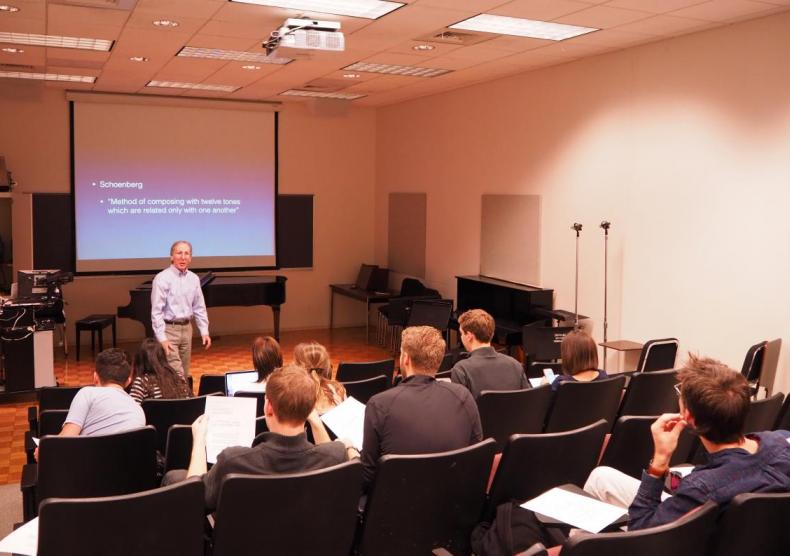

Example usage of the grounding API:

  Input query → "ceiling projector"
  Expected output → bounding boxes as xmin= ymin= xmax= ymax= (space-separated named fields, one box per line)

xmin=264 ymin=18 xmax=345 ymax=57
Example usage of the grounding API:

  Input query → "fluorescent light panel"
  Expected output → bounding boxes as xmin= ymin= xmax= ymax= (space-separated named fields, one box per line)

xmin=0 ymin=71 xmax=95 ymax=83
xmin=147 ymin=80 xmax=239 ymax=93
xmin=178 ymin=46 xmax=292 ymax=65
xmin=450 ymin=14 xmax=597 ymax=41
xmin=344 ymin=61 xmax=451 ymax=78
xmin=281 ymin=89 xmax=365 ymax=100
xmin=0 ymin=31 xmax=113 ymax=51
xmin=230 ymin=0 xmax=402 ymax=20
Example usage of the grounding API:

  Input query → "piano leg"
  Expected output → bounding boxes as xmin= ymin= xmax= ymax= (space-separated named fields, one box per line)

xmin=272 ymin=305 xmax=281 ymax=342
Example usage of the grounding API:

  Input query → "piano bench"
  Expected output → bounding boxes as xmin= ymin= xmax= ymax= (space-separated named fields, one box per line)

xmin=75 ymin=314 xmax=117 ymax=361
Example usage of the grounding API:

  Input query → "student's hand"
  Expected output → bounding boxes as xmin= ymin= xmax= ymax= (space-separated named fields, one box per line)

xmin=341 ymin=439 xmax=360 ymax=459
xmin=307 ymin=409 xmax=321 ymax=425
xmin=161 ymin=340 xmax=175 ymax=353
xmin=202 ymin=335 xmax=212 ymax=350
xmin=33 ymin=447 xmax=39 ymax=462
xmin=650 ymin=413 xmax=687 ymax=467
xmin=192 ymin=414 xmax=208 ymax=444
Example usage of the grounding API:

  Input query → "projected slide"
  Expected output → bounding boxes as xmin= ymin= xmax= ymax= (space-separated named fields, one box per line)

xmin=72 ymin=101 xmax=277 ymax=273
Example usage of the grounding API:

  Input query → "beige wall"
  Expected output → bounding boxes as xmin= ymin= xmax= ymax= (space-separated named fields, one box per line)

xmin=0 ymin=83 xmax=377 ymax=340
xmin=375 ymin=11 xmax=790 ymax=394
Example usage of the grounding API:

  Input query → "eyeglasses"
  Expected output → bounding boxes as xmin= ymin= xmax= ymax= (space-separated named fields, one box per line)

xmin=674 ymin=383 xmax=681 ymax=397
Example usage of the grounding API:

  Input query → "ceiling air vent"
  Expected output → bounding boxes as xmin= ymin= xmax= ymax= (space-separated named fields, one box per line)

xmin=417 ymin=29 xmax=495 ymax=47
xmin=52 ymin=0 xmax=138 ymax=9
xmin=0 ymin=63 xmax=36 ymax=71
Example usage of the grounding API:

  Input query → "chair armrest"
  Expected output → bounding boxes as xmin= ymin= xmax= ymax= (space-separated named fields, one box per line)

xmin=20 ymin=463 xmax=38 ymax=522
xmin=27 ymin=406 xmax=38 ymax=434
xmin=24 ymin=431 xmax=35 ymax=464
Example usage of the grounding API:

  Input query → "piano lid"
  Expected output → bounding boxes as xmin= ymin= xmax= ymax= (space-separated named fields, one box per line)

xmin=456 ymin=275 xmax=548 ymax=293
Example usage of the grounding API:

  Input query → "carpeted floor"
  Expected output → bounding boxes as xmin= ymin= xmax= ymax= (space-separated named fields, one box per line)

xmin=0 ymin=482 xmax=23 ymax=544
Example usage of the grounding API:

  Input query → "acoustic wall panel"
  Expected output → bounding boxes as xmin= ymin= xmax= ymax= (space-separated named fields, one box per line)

xmin=388 ymin=193 xmax=426 ymax=278
xmin=480 ymin=194 xmax=541 ymax=286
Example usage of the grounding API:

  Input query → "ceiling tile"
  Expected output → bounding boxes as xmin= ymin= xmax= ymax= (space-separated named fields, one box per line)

xmin=614 ymin=14 xmax=714 ymax=35
xmin=490 ymin=0 xmax=597 ymax=20
xmin=604 ymin=0 xmax=711 ymax=13
xmin=555 ymin=5 xmax=653 ymax=27
xmin=670 ymin=0 xmax=783 ymax=21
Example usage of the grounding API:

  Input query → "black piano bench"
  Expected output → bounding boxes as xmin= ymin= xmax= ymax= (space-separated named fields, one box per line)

xmin=75 ymin=314 xmax=117 ymax=361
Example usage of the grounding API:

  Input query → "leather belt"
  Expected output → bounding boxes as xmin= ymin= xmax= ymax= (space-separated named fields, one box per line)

xmin=164 ymin=318 xmax=191 ymax=325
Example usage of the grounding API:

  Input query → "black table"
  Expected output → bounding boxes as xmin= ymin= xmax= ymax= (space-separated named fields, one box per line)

xmin=329 ymin=284 xmax=393 ymax=344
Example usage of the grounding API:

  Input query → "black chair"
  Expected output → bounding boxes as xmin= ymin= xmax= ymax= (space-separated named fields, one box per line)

xmin=74 ymin=314 xmax=117 ymax=361
xmin=486 ymin=420 xmax=608 ymax=516
xmin=406 ymin=298 xmax=453 ymax=341
xmin=544 ymin=375 xmax=626 ymax=433
xmin=141 ymin=396 xmax=210 ymax=453
xmin=741 ymin=341 xmax=766 ymax=388
xmin=435 ymin=369 xmax=452 ymax=379
xmin=635 ymin=338 xmax=678 ymax=373
xmin=28 ymin=386 xmax=83 ymax=435
xmin=25 ymin=409 xmax=69 ymax=463
xmin=212 ymin=461 xmax=363 ymax=556
xmin=358 ymin=439 xmax=497 ymax=556
xmin=559 ymin=500 xmax=718 ymax=556
xmin=164 ymin=424 xmax=193 ymax=472
xmin=477 ymin=386 xmax=554 ymax=451
xmin=617 ymin=369 xmax=678 ymax=419
xmin=743 ymin=392 xmax=784 ymax=434
xmin=336 ymin=359 xmax=395 ymax=383
xmin=600 ymin=416 xmax=697 ymax=479
xmin=377 ymin=278 xmax=437 ymax=344
xmin=37 ymin=477 xmax=205 ymax=556
xmin=198 ymin=373 xmax=226 ymax=396
xmin=22 ymin=426 xmax=158 ymax=521
xmin=774 ymin=394 xmax=790 ymax=430
xmin=234 ymin=391 xmax=265 ymax=416
xmin=522 ymin=324 xmax=573 ymax=378
xmin=255 ymin=415 xmax=269 ymax=436
xmin=341 ymin=374 xmax=389 ymax=404
xmin=710 ymin=491 xmax=790 ymax=556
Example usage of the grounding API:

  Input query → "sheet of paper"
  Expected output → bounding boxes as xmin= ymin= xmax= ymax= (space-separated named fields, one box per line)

xmin=522 ymin=487 xmax=626 ymax=533
xmin=204 ymin=396 xmax=257 ymax=465
xmin=32 ymin=437 xmax=39 ymax=447
xmin=320 ymin=396 xmax=366 ymax=451
xmin=0 ymin=516 xmax=38 ymax=556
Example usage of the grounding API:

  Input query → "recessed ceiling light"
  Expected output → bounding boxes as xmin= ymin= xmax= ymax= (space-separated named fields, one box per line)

xmin=344 ymin=61 xmax=451 ymax=78
xmin=152 ymin=19 xmax=179 ymax=28
xmin=0 ymin=71 xmax=95 ymax=83
xmin=178 ymin=46 xmax=292 ymax=65
xmin=230 ymin=0 xmax=403 ymax=20
xmin=129 ymin=56 xmax=148 ymax=62
xmin=0 ymin=32 xmax=113 ymax=51
xmin=241 ymin=65 xmax=261 ymax=70
xmin=450 ymin=14 xmax=597 ymax=41
xmin=146 ymin=80 xmax=239 ymax=93
xmin=412 ymin=44 xmax=435 ymax=52
xmin=343 ymin=73 xmax=360 ymax=79
xmin=0 ymin=5 xmax=20 ymax=12
xmin=281 ymin=89 xmax=365 ymax=100
xmin=1 ymin=47 xmax=23 ymax=53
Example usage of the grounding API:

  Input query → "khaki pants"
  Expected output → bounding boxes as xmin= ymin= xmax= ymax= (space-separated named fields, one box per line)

xmin=165 ymin=322 xmax=192 ymax=379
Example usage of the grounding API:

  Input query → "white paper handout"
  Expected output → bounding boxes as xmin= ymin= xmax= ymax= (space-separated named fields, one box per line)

xmin=521 ymin=487 xmax=627 ymax=534
xmin=0 ymin=516 xmax=38 ymax=556
xmin=320 ymin=396 xmax=366 ymax=451
xmin=204 ymin=396 xmax=257 ymax=465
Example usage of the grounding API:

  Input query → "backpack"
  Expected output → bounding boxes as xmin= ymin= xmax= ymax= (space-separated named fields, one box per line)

xmin=471 ymin=502 xmax=547 ymax=555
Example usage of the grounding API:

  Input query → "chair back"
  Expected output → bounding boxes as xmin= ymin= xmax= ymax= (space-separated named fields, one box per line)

xmin=406 ymin=299 xmax=453 ymax=331
xmin=234 ymin=391 xmax=265 ymax=416
xmin=774 ymin=395 xmax=790 ymax=430
xmin=741 ymin=341 xmax=766 ymax=384
xmin=341 ymin=375 xmax=389 ymax=404
xmin=600 ymin=416 xmax=696 ymax=479
xmin=477 ymin=386 xmax=553 ymax=451
xmin=399 ymin=278 xmax=427 ymax=296
xmin=617 ymin=369 xmax=678 ymax=418
xmin=37 ymin=426 xmax=158 ymax=507
xmin=522 ymin=324 xmax=573 ymax=363
xmin=743 ymin=392 xmax=784 ymax=434
xmin=197 ymin=373 xmax=226 ymax=396
xmin=39 ymin=409 xmax=69 ymax=436
xmin=358 ymin=439 xmax=497 ymax=556
xmin=636 ymin=338 xmax=678 ymax=373
xmin=336 ymin=359 xmax=395 ymax=382
xmin=38 ymin=478 xmax=205 ymax=556
xmin=710 ymin=491 xmax=790 ymax=556
xmin=164 ymin=424 xmax=193 ymax=472
xmin=759 ymin=338 xmax=783 ymax=396
xmin=142 ymin=395 xmax=210 ymax=452
xmin=544 ymin=375 xmax=626 ymax=433
xmin=486 ymin=420 xmax=608 ymax=514
xmin=38 ymin=386 xmax=83 ymax=411
xmin=560 ymin=500 xmax=718 ymax=556
xmin=212 ymin=461 xmax=363 ymax=556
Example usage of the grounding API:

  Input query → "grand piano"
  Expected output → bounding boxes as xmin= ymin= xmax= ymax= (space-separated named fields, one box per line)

xmin=456 ymin=275 xmax=559 ymax=343
xmin=117 ymin=272 xmax=287 ymax=341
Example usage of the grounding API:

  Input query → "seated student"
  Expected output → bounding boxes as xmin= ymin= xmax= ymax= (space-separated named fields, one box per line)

xmin=129 ymin=338 xmax=192 ymax=403
xmin=450 ymin=309 xmax=527 ymax=398
xmin=238 ymin=336 xmax=282 ymax=393
xmin=169 ymin=365 xmax=356 ymax=511
xmin=547 ymin=330 xmax=608 ymax=390
xmin=584 ymin=354 xmax=790 ymax=530
xmin=293 ymin=341 xmax=346 ymax=414
xmin=361 ymin=326 xmax=483 ymax=489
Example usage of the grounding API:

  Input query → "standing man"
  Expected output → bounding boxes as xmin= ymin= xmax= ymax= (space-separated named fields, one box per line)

xmin=450 ymin=309 xmax=528 ymax=398
xmin=151 ymin=240 xmax=211 ymax=380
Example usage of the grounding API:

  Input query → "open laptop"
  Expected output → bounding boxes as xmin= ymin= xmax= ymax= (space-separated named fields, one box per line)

xmin=224 ymin=370 xmax=259 ymax=396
